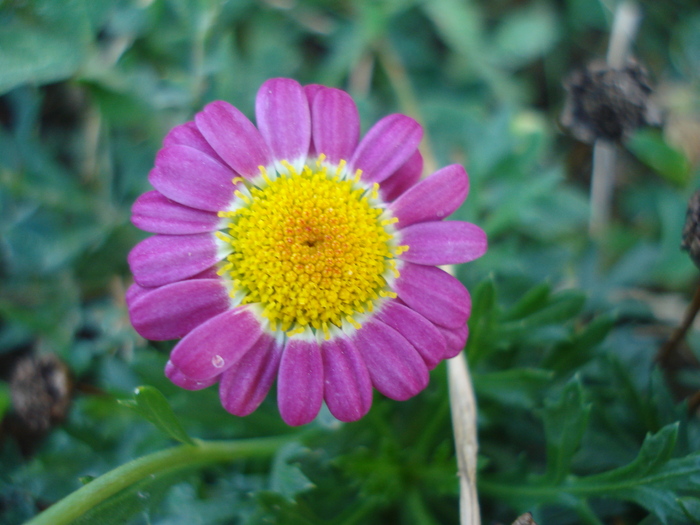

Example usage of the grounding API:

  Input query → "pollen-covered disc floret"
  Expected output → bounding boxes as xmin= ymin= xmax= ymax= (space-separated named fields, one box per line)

xmin=127 ymin=77 xmax=488 ymax=426
xmin=217 ymin=159 xmax=402 ymax=338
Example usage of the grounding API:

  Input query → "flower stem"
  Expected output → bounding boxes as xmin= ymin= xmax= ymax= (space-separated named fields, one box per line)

xmin=25 ymin=436 xmax=288 ymax=525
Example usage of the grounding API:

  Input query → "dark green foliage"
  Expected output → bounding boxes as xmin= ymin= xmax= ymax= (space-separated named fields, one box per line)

xmin=1 ymin=0 xmax=700 ymax=524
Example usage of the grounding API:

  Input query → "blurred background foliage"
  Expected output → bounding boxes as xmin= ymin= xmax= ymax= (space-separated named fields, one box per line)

xmin=1 ymin=0 xmax=700 ymax=524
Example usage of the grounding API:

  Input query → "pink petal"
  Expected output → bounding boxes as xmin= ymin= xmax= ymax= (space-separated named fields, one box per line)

xmin=169 ymin=306 xmax=263 ymax=381
xmin=219 ymin=335 xmax=283 ymax=416
xmin=352 ymin=319 xmax=429 ymax=401
xmin=128 ymin=279 xmax=231 ymax=341
xmin=436 ymin=323 xmax=469 ymax=359
xmin=399 ymin=221 xmax=487 ymax=265
xmin=321 ymin=336 xmax=372 ymax=422
xmin=379 ymin=150 xmax=423 ymax=202
xmin=376 ymin=300 xmax=446 ymax=369
xmin=256 ymin=78 xmax=310 ymax=172
xmin=390 ymin=164 xmax=469 ymax=228
xmin=304 ymin=84 xmax=324 ymax=104
xmin=394 ymin=262 xmax=471 ymax=329
xmin=151 ymin=145 xmax=237 ymax=212
xmin=128 ymin=233 xmax=230 ymax=288
xmin=304 ymin=84 xmax=324 ymax=158
xmin=131 ymin=191 xmax=222 ymax=234
xmin=162 ymin=121 xmax=223 ymax=162
xmin=126 ymin=282 xmax=152 ymax=308
xmin=195 ymin=101 xmax=272 ymax=179
xmin=189 ymin=266 xmax=220 ymax=280
xmin=125 ymin=267 xmax=220 ymax=309
xmin=349 ymin=114 xmax=423 ymax=184
xmin=165 ymin=360 xmax=219 ymax=391
xmin=277 ymin=338 xmax=324 ymax=426
xmin=311 ymin=87 xmax=360 ymax=165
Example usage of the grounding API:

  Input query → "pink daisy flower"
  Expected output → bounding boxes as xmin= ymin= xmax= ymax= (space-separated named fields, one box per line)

xmin=126 ymin=78 xmax=487 ymax=426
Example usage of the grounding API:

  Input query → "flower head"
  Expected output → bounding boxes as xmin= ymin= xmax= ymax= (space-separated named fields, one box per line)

xmin=127 ymin=78 xmax=487 ymax=425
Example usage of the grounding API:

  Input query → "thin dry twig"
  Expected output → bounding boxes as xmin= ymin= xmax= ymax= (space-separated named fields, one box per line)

xmin=448 ymin=351 xmax=481 ymax=525
xmin=658 ymin=282 xmax=700 ymax=368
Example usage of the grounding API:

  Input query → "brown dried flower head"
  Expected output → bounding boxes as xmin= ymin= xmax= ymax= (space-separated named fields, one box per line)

xmin=10 ymin=353 xmax=73 ymax=433
xmin=682 ymin=190 xmax=700 ymax=269
xmin=561 ymin=59 xmax=660 ymax=143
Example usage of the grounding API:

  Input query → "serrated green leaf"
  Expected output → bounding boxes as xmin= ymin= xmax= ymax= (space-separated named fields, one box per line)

xmin=482 ymin=423 xmax=697 ymax=523
xmin=118 ymin=386 xmax=195 ymax=446
xmin=678 ymin=497 xmax=700 ymax=524
xmin=541 ymin=378 xmax=591 ymax=483
xmin=580 ymin=424 xmax=679 ymax=485
xmin=570 ymin=424 xmax=700 ymax=523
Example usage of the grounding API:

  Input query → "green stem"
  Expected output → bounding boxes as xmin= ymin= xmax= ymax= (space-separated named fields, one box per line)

xmin=26 ymin=436 xmax=288 ymax=525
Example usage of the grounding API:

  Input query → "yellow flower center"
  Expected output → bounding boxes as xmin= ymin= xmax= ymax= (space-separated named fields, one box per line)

xmin=216 ymin=158 xmax=405 ymax=339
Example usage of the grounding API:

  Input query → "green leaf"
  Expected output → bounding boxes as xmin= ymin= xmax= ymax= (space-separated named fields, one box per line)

xmin=421 ymin=0 xmax=515 ymax=99
xmin=473 ymin=368 xmax=554 ymax=409
xmin=0 ymin=273 xmax=81 ymax=351
xmin=466 ymin=278 xmax=497 ymax=363
xmin=512 ymin=290 xmax=586 ymax=328
xmin=0 ymin=0 xmax=92 ymax=94
xmin=575 ymin=424 xmax=700 ymax=524
xmin=543 ymin=313 xmax=616 ymax=373
xmin=541 ymin=378 xmax=591 ymax=483
xmin=492 ymin=5 xmax=560 ymax=68
xmin=678 ymin=497 xmax=700 ymax=524
xmin=483 ymin=168 xmax=562 ymax=237
xmin=118 ymin=386 xmax=196 ymax=446
xmin=497 ymin=290 xmax=586 ymax=342
xmin=626 ymin=129 xmax=691 ymax=187
xmin=269 ymin=443 xmax=315 ymax=501
xmin=501 ymin=282 xmax=551 ymax=322
xmin=579 ymin=424 xmax=679 ymax=486
xmin=0 ymin=381 xmax=10 ymax=421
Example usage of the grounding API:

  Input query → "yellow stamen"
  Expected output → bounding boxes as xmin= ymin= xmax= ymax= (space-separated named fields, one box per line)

xmin=220 ymin=156 xmax=403 ymax=335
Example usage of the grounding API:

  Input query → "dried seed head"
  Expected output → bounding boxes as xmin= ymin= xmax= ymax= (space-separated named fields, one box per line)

xmin=511 ymin=513 xmax=537 ymax=525
xmin=561 ymin=59 xmax=660 ymax=143
xmin=682 ymin=190 xmax=700 ymax=269
xmin=10 ymin=353 xmax=73 ymax=433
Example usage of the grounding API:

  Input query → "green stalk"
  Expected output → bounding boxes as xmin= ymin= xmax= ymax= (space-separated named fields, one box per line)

xmin=26 ymin=436 xmax=288 ymax=525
